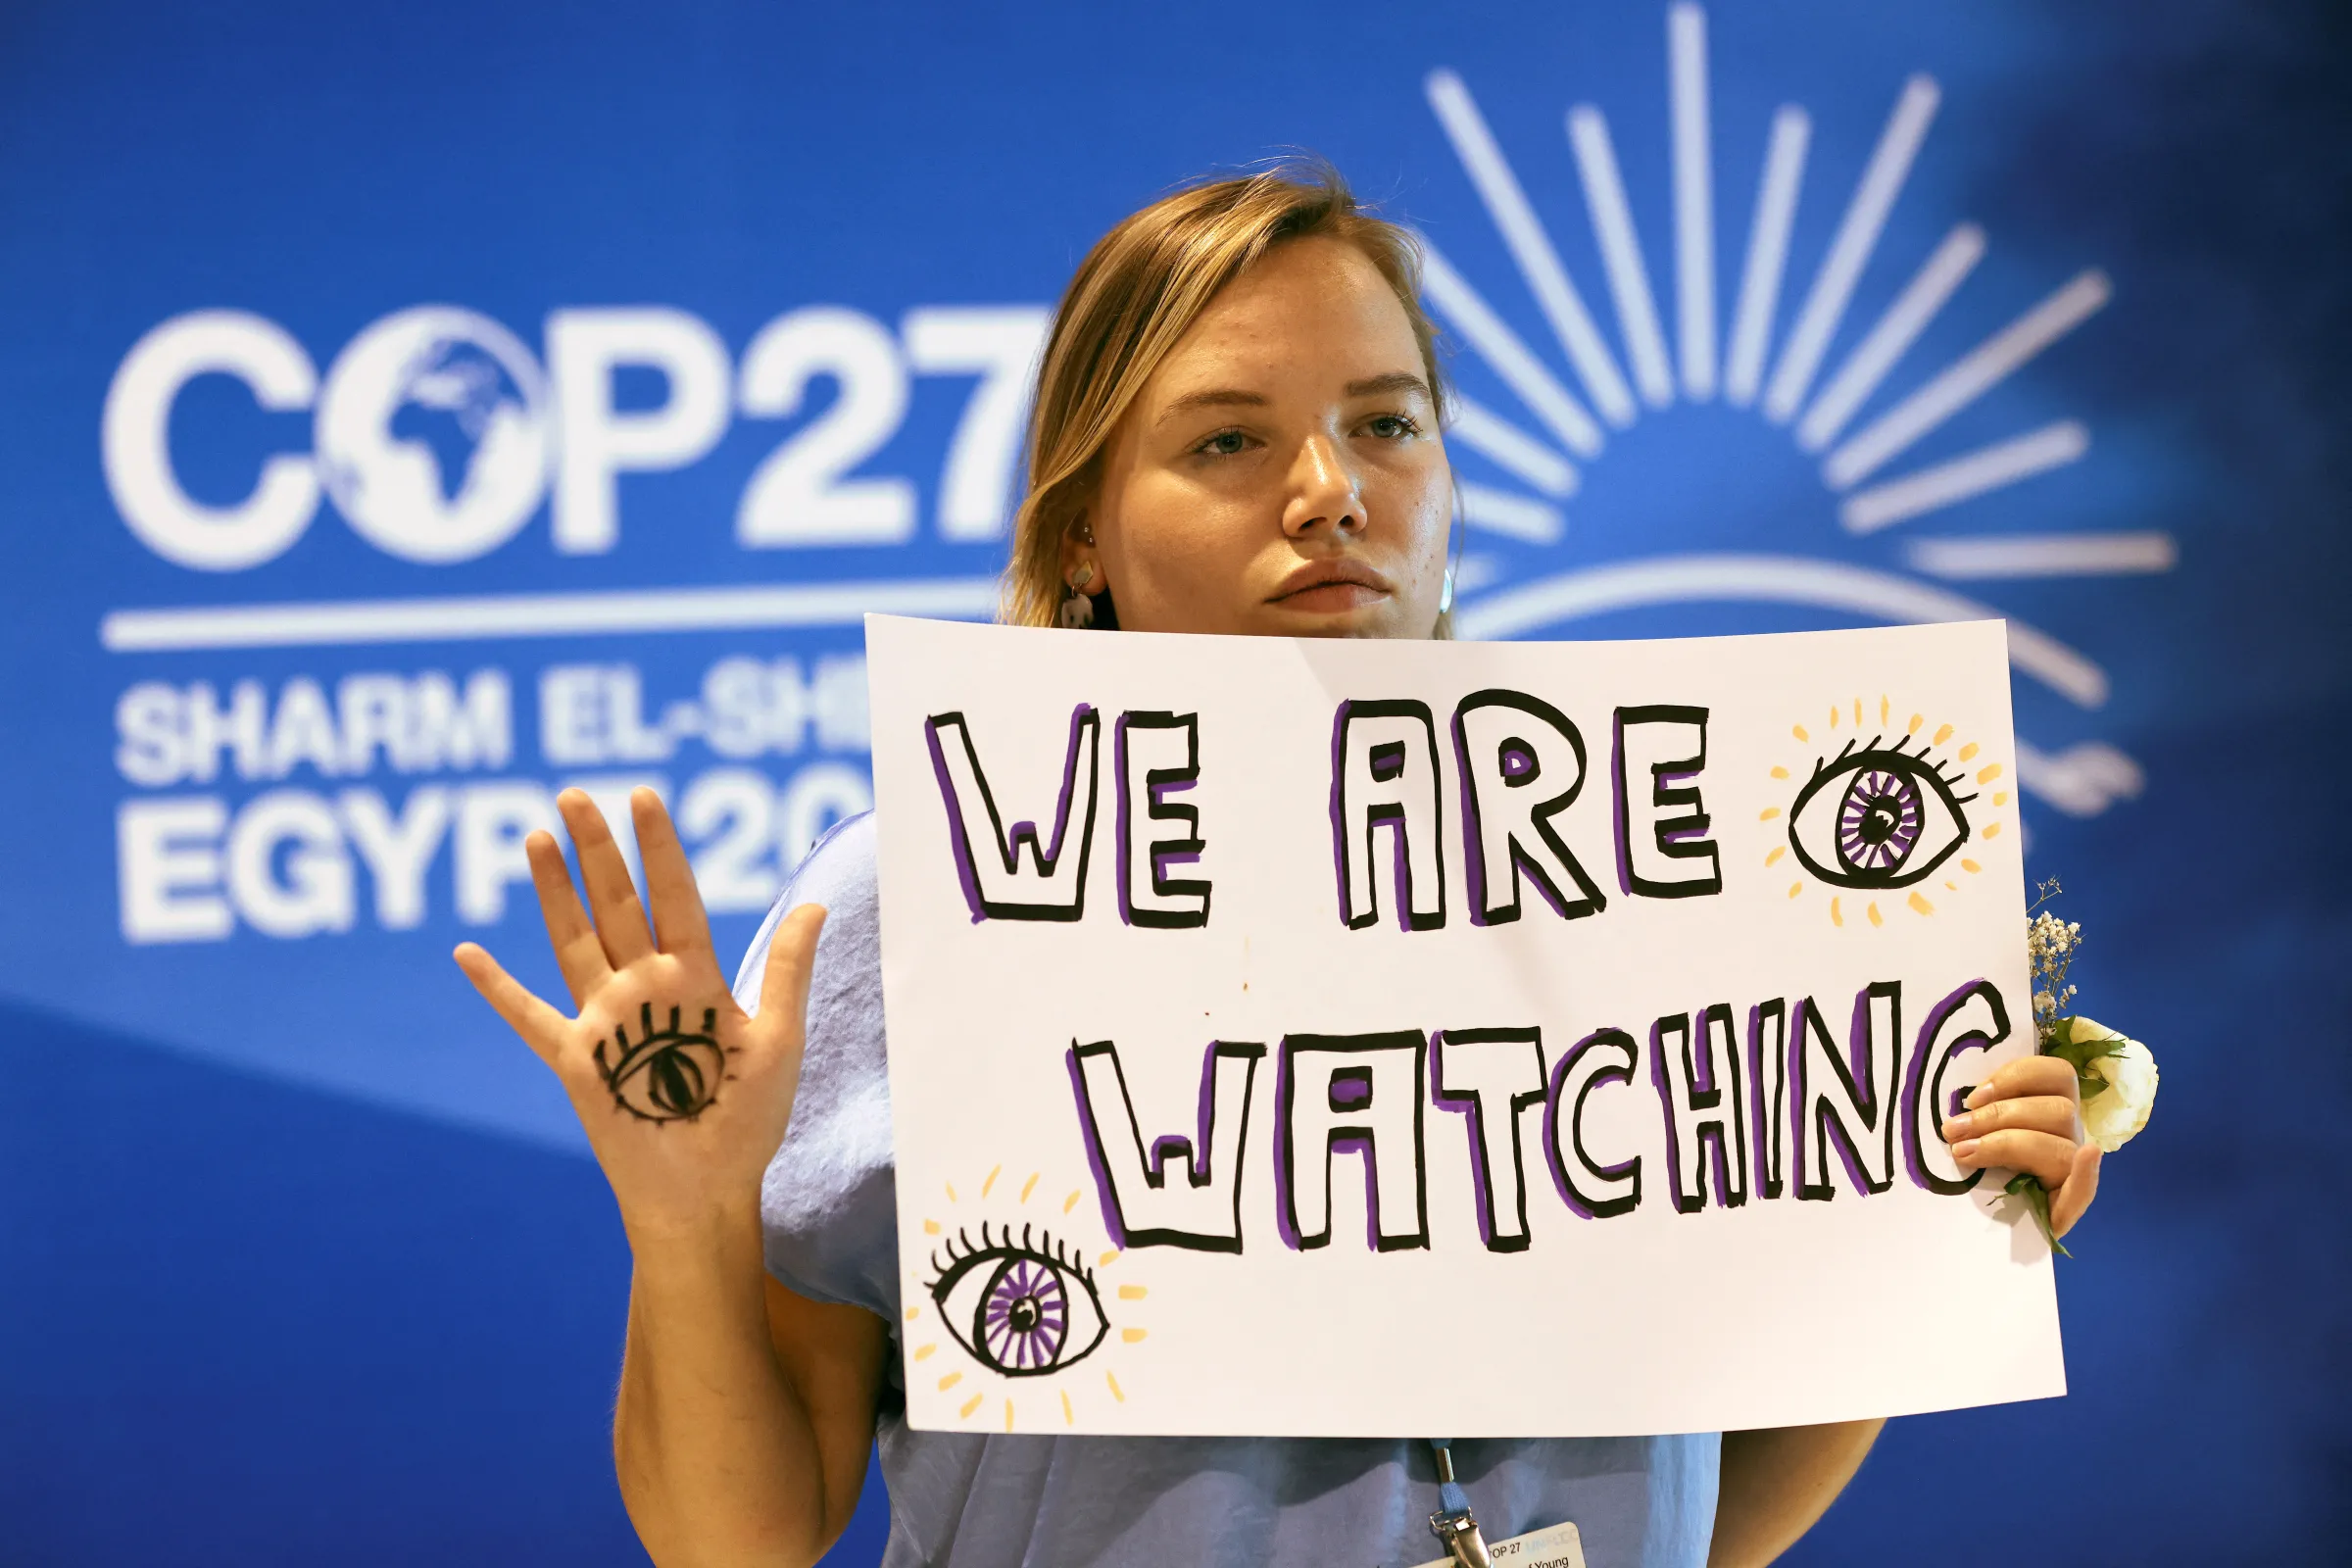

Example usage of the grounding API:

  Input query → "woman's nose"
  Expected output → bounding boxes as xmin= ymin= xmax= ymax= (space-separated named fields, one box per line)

xmin=1281 ymin=434 xmax=1366 ymax=537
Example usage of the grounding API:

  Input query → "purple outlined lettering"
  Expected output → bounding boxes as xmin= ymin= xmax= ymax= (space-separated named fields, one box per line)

xmin=1329 ymin=700 xmax=1446 ymax=931
xmin=1791 ymin=981 xmax=1902 ymax=1200
xmin=1543 ymin=1026 xmax=1643 ymax=1218
xmin=1066 ymin=1038 xmax=1264 ymax=1252
xmin=1651 ymin=1004 xmax=1749 ymax=1213
xmin=1451 ymin=689 xmax=1606 ymax=926
xmin=1747 ymin=999 xmax=1789 ymax=1200
xmin=1274 ymin=1031 xmax=1431 ymax=1250
xmin=1432 ymin=1027 xmax=1549 ymax=1251
xmin=1114 ymin=710 xmax=1211 ymax=929
xmin=1902 ymin=978 xmax=2009 ymax=1195
xmin=925 ymin=704 xmax=1100 ymax=922
xmin=1612 ymin=706 xmax=1723 ymax=900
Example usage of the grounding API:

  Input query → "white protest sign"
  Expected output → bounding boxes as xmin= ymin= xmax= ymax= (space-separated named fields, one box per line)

xmin=866 ymin=614 xmax=2062 ymax=1438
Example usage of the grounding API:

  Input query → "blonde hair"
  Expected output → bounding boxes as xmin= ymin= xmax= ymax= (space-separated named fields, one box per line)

xmin=1000 ymin=160 xmax=1449 ymax=629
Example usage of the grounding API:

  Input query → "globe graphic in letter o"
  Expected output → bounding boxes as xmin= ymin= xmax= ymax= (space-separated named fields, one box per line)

xmin=315 ymin=306 xmax=551 ymax=563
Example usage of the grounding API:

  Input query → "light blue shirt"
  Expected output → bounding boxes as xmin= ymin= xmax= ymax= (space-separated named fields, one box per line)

xmin=737 ymin=812 xmax=1720 ymax=1568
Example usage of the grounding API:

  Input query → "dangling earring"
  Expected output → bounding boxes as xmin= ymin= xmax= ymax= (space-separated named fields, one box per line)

xmin=1059 ymin=560 xmax=1098 ymax=629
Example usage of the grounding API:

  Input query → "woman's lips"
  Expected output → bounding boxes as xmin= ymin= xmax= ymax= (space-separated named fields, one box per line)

xmin=1269 ymin=560 xmax=1393 ymax=612
xmin=1276 ymin=581 xmax=1388 ymax=612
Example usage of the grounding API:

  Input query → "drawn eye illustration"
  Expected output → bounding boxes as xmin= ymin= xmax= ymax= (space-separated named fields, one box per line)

xmin=594 ymin=1002 xmax=732 ymax=1122
xmin=1786 ymin=738 xmax=1975 ymax=890
xmin=927 ymin=1223 xmax=1109 ymax=1378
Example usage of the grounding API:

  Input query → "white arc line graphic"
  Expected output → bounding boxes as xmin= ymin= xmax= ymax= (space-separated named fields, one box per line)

xmin=1796 ymin=222 xmax=1985 ymax=452
xmin=1447 ymin=394 xmax=1581 ymax=496
xmin=1723 ymin=106 xmax=1811 ymax=407
xmin=1458 ymin=483 xmax=1568 ymax=544
xmin=1905 ymin=532 xmax=2177 ymax=579
xmin=1568 ymin=106 xmax=1676 ymax=408
xmin=1421 ymin=241 xmax=1607 ymax=457
xmin=1668 ymin=2 xmax=1718 ymax=399
xmin=1824 ymin=270 xmax=2111 ymax=488
xmin=1454 ymin=552 xmax=2108 ymax=707
xmin=1762 ymin=74 xmax=1941 ymax=422
xmin=2015 ymin=740 xmax=2145 ymax=818
xmin=98 ymin=577 xmax=1001 ymax=652
xmin=1425 ymin=69 xmax=1639 ymax=424
xmin=1840 ymin=420 xmax=2089 ymax=533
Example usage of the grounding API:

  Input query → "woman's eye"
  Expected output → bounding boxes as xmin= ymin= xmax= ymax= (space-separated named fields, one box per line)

xmin=1363 ymin=414 xmax=1421 ymax=440
xmin=1195 ymin=429 xmax=1250 ymax=457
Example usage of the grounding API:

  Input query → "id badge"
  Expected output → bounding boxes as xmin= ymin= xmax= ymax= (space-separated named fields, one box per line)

xmin=1408 ymin=1519 xmax=1587 ymax=1568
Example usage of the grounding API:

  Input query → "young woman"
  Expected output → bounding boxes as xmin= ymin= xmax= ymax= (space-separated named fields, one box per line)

xmin=455 ymin=165 xmax=2104 ymax=1568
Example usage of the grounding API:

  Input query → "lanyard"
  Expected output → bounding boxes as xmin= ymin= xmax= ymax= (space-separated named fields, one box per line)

xmin=1426 ymin=1439 xmax=1492 ymax=1567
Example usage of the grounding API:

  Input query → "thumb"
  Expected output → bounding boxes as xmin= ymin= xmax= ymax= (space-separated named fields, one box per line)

xmin=2050 ymin=1141 xmax=2104 ymax=1239
xmin=750 ymin=904 xmax=829 ymax=1049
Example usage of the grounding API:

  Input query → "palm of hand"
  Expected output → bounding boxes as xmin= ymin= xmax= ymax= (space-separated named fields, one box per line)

xmin=455 ymin=787 xmax=825 ymax=1236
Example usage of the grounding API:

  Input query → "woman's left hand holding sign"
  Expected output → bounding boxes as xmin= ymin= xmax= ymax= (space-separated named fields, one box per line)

xmin=452 ymin=786 xmax=828 ymax=1241
xmin=1942 ymin=1054 xmax=2104 ymax=1238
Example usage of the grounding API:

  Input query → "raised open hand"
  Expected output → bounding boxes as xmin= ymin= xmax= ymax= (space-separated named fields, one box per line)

xmin=454 ymin=786 xmax=826 ymax=1239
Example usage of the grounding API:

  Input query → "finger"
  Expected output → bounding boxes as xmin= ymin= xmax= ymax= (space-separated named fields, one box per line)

xmin=1968 ymin=1055 xmax=2081 ymax=1108
xmin=453 ymin=943 xmax=572 ymax=1067
xmin=1951 ymin=1128 xmax=2080 ymax=1189
xmin=750 ymin=905 xmax=830 ymax=1049
xmin=559 ymin=788 xmax=656 ymax=967
xmin=1942 ymin=1094 xmax=2078 ymax=1145
xmin=527 ymin=830 xmax=611 ymax=1006
xmin=2050 ymin=1142 xmax=2104 ymax=1239
xmin=633 ymin=787 xmax=715 ymax=967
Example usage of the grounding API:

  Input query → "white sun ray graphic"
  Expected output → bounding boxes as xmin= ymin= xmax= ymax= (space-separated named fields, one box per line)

xmin=1421 ymin=2 xmax=2171 ymax=821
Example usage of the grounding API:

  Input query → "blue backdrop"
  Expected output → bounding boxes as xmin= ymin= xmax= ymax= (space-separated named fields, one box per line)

xmin=3 ymin=0 xmax=2344 ymax=1561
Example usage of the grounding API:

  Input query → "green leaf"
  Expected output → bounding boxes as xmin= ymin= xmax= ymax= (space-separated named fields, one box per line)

xmin=2002 ymin=1172 xmax=2071 ymax=1258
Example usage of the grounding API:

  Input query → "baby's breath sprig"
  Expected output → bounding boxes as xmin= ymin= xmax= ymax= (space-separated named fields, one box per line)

xmin=2026 ymin=876 xmax=2082 ymax=1047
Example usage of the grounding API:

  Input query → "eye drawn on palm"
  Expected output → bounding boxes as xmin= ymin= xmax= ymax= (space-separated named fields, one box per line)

xmin=454 ymin=786 xmax=826 ymax=1227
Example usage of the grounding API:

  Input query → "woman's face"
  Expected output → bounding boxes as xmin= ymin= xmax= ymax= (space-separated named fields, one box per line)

xmin=1078 ymin=235 xmax=1453 ymax=639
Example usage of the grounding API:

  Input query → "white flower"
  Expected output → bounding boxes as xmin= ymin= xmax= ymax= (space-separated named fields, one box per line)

xmin=2068 ymin=1016 xmax=2158 ymax=1152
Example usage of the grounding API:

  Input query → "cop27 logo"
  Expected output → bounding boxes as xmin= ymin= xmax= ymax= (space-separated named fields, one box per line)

xmin=101 ymin=2 xmax=2160 ymax=830
xmin=102 ymin=302 xmax=1049 ymax=569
